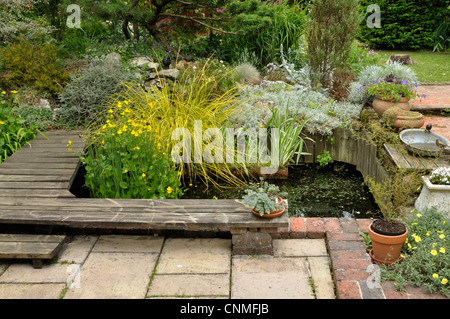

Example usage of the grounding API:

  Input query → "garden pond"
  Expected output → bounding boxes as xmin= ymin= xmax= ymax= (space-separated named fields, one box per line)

xmin=71 ymin=161 xmax=380 ymax=219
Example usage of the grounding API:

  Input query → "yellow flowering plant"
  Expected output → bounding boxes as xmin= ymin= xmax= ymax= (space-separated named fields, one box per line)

xmin=80 ymin=105 xmax=183 ymax=199
xmin=380 ymin=207 xmax=449 ymax=297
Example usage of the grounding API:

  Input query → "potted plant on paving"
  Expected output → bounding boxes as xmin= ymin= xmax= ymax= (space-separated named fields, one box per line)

xmin=415 ymin=167 xmax=450 ymax=218
xmin=365 ymin=80 xmax=422 ymax=117
xmin=365 ymin=173 xmax=415 ymax=265
xmin=241 ymin=178 xmax=287 ymax=218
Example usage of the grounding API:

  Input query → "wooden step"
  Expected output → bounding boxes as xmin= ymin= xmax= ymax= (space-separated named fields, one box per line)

xmin=0 ymin=234 xmax=67 ymax=269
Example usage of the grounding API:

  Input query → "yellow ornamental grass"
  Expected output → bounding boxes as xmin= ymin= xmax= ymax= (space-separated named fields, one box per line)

xmin=90 ymin=63 xmax=252 ymax=188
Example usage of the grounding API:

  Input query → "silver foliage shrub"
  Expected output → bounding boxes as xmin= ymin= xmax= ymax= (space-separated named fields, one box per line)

xmin=56 ymin=61 xmax=135 ymax=127
xmin=233 ymin=82 xmax=362 ymax=136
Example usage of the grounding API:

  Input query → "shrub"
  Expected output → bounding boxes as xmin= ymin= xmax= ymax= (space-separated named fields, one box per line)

xmin=358 ymin=0 xmax=449 ymax=50
xmin=56 ymin=61 xmax=135 ymax=127
xmin=304 ymin=0 xmax=362 ymax=88
xmin=222 ymin=0 xmax=307 ymax=68
xmin=0 ymin=41 xmax=69 ymax=95
xmin=12 ymin=104 xmax=56 ymax=131
xmin=235 ymin=62 xmax=261 ymax=85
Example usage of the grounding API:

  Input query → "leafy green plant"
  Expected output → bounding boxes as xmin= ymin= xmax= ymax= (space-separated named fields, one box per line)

xmin=81 ymin=107 xmax=183 ymax=199
xmin=317 ymin=150 xmax=332 ymax=168
xmin=241 ymin=178 xmax=287 ymax=216
xmin=381 ymin=207 xmax=449 ymax=297
xmin=0 ymin=91 xmax=39 ymax=163
xmin=12 ymin=104 xmax=56 ymax=131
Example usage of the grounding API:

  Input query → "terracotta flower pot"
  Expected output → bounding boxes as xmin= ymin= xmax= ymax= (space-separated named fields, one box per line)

xmin=392 ymin=113 xmax=424 ymax=129
xmin=252 ymin=196 xmax=286 ymax=219
xmin=368 ymin=221 xmax=407 ymax=265
xmin=383 ymin=107 xmax=425 ymax=129
xmin=372 ymin=95 xmax=410 ymax=118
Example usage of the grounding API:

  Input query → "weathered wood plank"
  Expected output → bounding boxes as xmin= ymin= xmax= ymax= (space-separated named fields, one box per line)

xmin=0 ymin=168 xmax=77 ymax=176
xmin=0 ymin=181 xmax=70 ymax=189
xmin=2 ymin=156 xmax=80 ymax=164
xmin=0 ymin=162 xmax=79 ymax=170
xmin=384 ymin=144 xmax=411 ymax=169
xmin=0 ymin=189 xmax=75 ymax=198
xmin=0 ymin=175 xmax=73 ymax=182
xmin=0 ymin=209 xmax=288 ymax=229
xmin=0 ymin=234 xmax=66 ymax=243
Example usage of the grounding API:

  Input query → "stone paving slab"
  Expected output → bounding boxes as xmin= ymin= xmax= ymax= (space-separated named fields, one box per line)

xmin=0 ymin=283 xmax=66 ymax=299
xmin=273 ymin=238 xmax=328 ymax=257
xmin=231 ymin=256 xmax=314 ymax=299
xmin=156 ymin=238 xmax=231 ymax=274
xmin=64 ymin=252 xmax=158 ymax=299
xmin=148 ymin=274 xmax=229 ymax=297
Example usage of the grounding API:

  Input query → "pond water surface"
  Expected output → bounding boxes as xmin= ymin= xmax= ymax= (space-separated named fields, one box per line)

xmin=182 ymin=162 xmax=381 ymax=219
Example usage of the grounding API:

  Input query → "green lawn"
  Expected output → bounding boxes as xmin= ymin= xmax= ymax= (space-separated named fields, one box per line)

xmin=376 ymin=50 xmax=450 ymax=83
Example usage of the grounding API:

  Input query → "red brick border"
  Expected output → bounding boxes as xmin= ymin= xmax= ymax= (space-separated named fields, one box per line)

xmin=287 ymin=217 xmax=448 ymax=299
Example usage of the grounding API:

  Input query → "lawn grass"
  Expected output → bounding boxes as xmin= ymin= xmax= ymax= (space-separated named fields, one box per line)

xmin=376 ymin=50 xmax=450 ymax=83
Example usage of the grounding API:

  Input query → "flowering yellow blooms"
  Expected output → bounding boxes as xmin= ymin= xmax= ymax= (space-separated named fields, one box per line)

xmin=433 ymin=273 xmax=439 ymax=278
xmin=167 ymin=186 xmax=173 ymax=194
xmin=431 ymin=250 xmax=437 ymax=256
xmin=442 ymin=278 xmax=448 ymax=285
xmin=0 ymin=121 xmax=4 ymax=125
xmin=439 ymin=247 xmax=445 ymax=254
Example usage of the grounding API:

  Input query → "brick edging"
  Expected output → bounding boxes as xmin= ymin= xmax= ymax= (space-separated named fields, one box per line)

xmin=285 ymin=217 xmax=448 ymax=300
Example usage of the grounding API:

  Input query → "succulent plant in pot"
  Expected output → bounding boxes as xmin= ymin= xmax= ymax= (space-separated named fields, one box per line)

xmin=241 ymin=178 xmax=288 ymax=218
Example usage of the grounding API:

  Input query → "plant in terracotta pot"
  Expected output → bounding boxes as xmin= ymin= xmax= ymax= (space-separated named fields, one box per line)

xmin=365 ymin=80 xmax=422 ymax=117
xmin=365 ymin=171 xmax=422 ymax=264
xmin=381 ymin=106 xmax=425 ymax=129
xmin=241 ymin=178 xmax=288 ymax=218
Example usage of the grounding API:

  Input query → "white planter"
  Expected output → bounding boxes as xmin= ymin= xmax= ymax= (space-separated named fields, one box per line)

xmin=415 ymin=176 xmax=450 ymax=218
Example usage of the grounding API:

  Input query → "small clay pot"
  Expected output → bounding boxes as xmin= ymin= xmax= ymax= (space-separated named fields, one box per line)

xmin=382 ymin=107 xmax=424 ymax=129
xmin=372 ymin=95 xmax=410 ymax=117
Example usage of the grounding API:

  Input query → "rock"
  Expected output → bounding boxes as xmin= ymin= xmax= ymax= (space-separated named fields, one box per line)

xmin=104 ymin=52 xmax=122 ymax=66
xmin=129 ymin=57 xmax=159 ymax=70
xmin=386 ymin=54 xmax=415 ymax=65
xmin=38 ymin=99 xmax=51 ymax=110
xmin=159 ymin=69 xmax=179 ymax=81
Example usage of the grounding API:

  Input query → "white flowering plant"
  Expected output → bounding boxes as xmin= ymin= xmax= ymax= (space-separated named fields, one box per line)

xmin=429 ymin=167 xmax=450 ymax=185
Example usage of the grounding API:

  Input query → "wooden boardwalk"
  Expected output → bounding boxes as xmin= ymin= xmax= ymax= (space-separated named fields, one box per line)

xmin=0 ymin=130 xmax=85 ymax=198
xmin=384 ymin=143 xmax=450 ymax=171
xmin=0 ymin=130 xmax=288 ymax=237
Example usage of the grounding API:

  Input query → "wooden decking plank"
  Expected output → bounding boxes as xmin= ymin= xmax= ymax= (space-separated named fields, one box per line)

xmin=0 ymin=242 xmax=62 ymax=259
xmin=0 ymin=181 xmax=71 ymax=189
xmin=0 ymin=168 xmax=77 ymax=176
xmin=0 ymin=190 xmax=75 ymax=198
xmin=2 ymin=156 xmax=80 ymax=164
xmin=0 ymin=175 xmax=73 ymax=182
xmin=0 ymin=234 xmax=66 ymax=243
xmin=0 ymin=209 xmax=288 ymax=229
xmin=0 ymin=162 xmax=79 ymax=170
xmin=384 ymin=144 xmax=411 ymax=169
